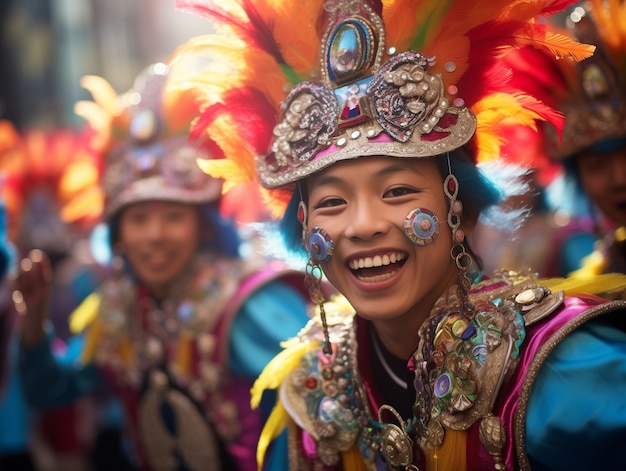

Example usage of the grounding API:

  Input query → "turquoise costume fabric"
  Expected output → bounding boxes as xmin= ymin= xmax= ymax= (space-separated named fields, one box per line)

xmin=526 ymin=321 xmax=626 ymax=470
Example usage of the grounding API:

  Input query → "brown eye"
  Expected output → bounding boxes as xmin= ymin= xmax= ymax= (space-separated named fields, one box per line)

xmin=384 ymin=187 xmax=416 ymax=198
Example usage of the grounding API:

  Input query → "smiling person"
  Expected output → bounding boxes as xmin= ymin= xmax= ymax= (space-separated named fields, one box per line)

xmin=14 ymin=63 xmax=311 ymax=471
xmin=538 ymin=1 xmax=626 ymax=277
xmin=169 ymin=0 xmax=626 ymax=470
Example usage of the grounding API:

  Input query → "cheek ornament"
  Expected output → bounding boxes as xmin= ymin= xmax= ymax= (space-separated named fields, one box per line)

xmin=307 ymin=227 xmax=334 ymax=263
xmin=404 ymin=208 xmax=440 ymax=246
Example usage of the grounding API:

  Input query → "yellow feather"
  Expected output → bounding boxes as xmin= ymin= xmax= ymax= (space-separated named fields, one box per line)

xmin=266 ymin=0 xmax=323 ymax=75
xmin=341 ymin=445 xmax=369 ymax=471
xmin=81 ymin=316 xmax=103 ymax=364
xmin=79 ymin=75 xmax=121 ymax=116
xmin=538 ymin=273 xmax=626 ymax=298
xmin=60 ymin=186 xmax=104 ymax=224
xmin=425 ymin=429 xmax=468 ymax=471
xmin=251 ymin=339 xmax=319 ymax=408
xmin=531 ymin=31 xmax=596 ymax=62
xmin=473 ymin=93 xmax=543 ymax=162
xmin=69 ymin=292 xmax=101 ymax=334
xmin=256 ymin=402 xmax=290 ymax=470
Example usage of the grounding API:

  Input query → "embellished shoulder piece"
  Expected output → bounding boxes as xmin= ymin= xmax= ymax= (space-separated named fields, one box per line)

xmin=81 ymin=253 xmax=250 ymax=377
xmin=278 ymin=295 xmax=372 ymax=468
xmin=411 ymin=270 xmax=564 ymax=470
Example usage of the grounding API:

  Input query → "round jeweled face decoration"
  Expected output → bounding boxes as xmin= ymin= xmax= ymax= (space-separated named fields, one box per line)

xmin=404 ymin=208 xmax=440 ymax=246
xmin=307 ymin=226 xmax=334 ymax=263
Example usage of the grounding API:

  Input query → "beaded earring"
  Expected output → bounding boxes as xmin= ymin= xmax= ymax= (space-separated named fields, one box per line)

xmin=444 ymin=154 xmax=474 ymax=307
xmin=299 ymin=200 xmax=333 ymax=355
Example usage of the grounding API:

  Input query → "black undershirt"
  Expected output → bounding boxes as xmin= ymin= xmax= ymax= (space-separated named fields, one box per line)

xmin=369 ymin=326 xmax=416 ymax=421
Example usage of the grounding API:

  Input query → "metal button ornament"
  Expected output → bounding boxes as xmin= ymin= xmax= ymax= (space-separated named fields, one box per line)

xmin=308 ymin=227 xmax=334 ymax=263
xmin=404 ymin=208 xmax=440 ymax=246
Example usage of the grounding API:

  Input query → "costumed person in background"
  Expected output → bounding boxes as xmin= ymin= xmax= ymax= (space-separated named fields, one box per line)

xmin=467 ymin=48 xmax=567 ymax=277
xmin=0 ymin=118 xmax=102 ymax=471
xmin=0 ymin=180 xmax=26 ymax=470
xmin=538 ymin=0 xmax=626 ymax=277
xmin=170 ymin=0 xmax=626 ymax=470
xmin=15 ymin=62 xmax=312 ymax=471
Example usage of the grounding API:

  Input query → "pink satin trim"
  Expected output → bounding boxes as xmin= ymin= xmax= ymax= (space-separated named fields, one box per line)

xmin=466 ymin=295 xmax=605 ymax=470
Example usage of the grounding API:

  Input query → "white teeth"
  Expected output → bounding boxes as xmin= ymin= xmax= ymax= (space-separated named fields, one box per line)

xmin=349 ymin=252 xmax=405 ymax=270
xmin=357 ymin=270 xmax=398 ymax=283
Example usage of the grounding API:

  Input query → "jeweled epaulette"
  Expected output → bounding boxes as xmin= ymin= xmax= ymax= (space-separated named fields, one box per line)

xmin=412 ymin=271 xmax=564 ymax=470
xmin=281 ymin=295 xmax=375 ymax=467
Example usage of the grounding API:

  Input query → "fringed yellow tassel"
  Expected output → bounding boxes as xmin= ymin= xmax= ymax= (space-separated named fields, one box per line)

xmin=119 ymin=337 xmax=135 ymax=369
xmin=252 ymin=338 xmax=320 ymax=469
xmin=250 ymin=339 xmax=319 ymax=408
xmin=426 ymin=429 xmax=468 ymax=471
xmin=570 ymin=249 xmax=608 ymax=277
xmin=81 ymin=317 xmax=103 ymax=363
xmin=69 ymin=292 xmax=101 ymax=335
xmin=341 ymin=445 xmax=369 ymax=471
xmin=538 ymin=272 xmax=626 ymax=298
xmin=175 ymin=330 xmax=193 ymax=379
xmin=256 ymin=401 xmax=290 ymax=470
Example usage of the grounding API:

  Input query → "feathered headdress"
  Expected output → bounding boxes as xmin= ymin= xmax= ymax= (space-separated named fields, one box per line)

xmin=169 ymin=0 xmax=594 ymax=217
xmin=0 ymin=119 xmax=102 ymax=245
xmin=75 ymin=62 xmax=223 ymax=218
xmin=541 ymin=0 xmax=626 ymax=159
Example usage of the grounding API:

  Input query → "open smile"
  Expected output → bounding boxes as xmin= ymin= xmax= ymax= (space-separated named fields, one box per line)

xmin=348 ymin=252 xmax=407 ymax=282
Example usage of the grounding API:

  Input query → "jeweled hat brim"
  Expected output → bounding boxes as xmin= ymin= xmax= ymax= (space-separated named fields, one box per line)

xmin=545 ymin=95 xmax=626 ymax=160
xmin=256 ymin=107 xmax=476 ymax=188
xmin=105 ymin=175 xmax=222 ymax=218
xmin=103 ymin=136 xmax=223 ymax=218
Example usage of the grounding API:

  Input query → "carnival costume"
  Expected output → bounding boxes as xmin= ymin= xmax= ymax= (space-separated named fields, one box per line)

xmin=169 ymin=0 xmax=626 ymax=469
xmin=537 ymin=0 xmax=626 ymax=277
xmin=0 ymin=119 xmax=99 ymax=469
xmin=18 ymin=63 xmax=311 ymax=471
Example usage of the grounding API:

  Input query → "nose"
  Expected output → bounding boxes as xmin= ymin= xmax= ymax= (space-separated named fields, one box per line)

xmin=343 ymin=200 xmax=390 ymax=241
xmin=144 ymin=215 xmax=167 ymax=240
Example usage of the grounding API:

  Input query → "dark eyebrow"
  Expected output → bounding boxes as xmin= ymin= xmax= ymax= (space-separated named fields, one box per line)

xmin=309 ymin=160 xmax=422 ymax=191
xmin=378 ymin=162 xmax=418 ymax=177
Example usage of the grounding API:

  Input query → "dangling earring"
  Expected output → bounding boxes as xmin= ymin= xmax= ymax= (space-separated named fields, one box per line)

xmin=299 ymin=199 xmax=333 ymax=355
xmin=444 ymin=154 xmax=474 ymax=308
xmin=404 ymin=208 xmax=440 ymax=246
xmin=304 ymin=259 xmax=332 ymax=355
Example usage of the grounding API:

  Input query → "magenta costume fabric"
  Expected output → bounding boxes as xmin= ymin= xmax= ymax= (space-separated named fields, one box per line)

xmin=469 ymin=294 xmax=626 ymax=470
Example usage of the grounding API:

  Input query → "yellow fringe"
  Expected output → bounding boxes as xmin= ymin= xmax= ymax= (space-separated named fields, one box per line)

xmin=341 ymin=445 xmax=369 ymax=471
xmin=252 ymin=338 xmax=320 ymax=469
xmin=119 ymin=337 xmax=134 ymax=369
xmin=68 ymin=292 xmax=101 ymax=334
xmin=426 ymin=429 xmax=468 ymax=471
xmin=256 ymin=401 xmax=290 ymax=470
xmin=81 ymin=316 xmax=103 ymax=363
xmin=250 ymin=339 xmax=319 ymax=408
xmin=538 ymin=272 xmax=626 ymax=297
xmin=175 ymin=330 xmax=193 ymax=379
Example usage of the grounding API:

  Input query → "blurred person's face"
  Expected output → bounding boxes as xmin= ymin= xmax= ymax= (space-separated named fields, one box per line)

xmin=118 ymin=201 xmax=200 ymax=298
xmin=577 ymin=141 xmax=626 ymax=228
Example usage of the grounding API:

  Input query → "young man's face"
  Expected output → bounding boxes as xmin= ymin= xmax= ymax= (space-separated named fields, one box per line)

xmin=118 ymin=200 xmax=200 ymax=298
